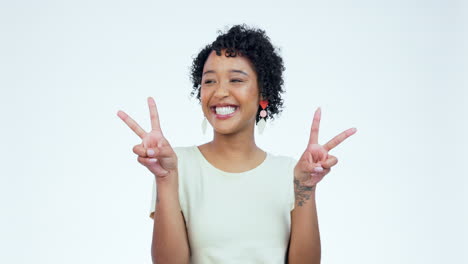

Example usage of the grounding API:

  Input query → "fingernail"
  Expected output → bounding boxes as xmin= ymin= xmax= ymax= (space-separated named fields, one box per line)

xmin=149 ymin=158 xmax=157 ymax=163
xmin=314 ymin=166 xmax=323 ymax=172
xmin=147 ymin=149 xmax=155 ymax=156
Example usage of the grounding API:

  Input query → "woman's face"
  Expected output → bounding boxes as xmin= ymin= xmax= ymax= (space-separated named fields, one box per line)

xmin=200 ymin=49 xmax=262 ymax=135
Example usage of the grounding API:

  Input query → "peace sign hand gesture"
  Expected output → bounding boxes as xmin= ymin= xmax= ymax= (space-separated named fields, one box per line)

xmin=117 ymin=97 xmax=178 ymax=179
xmin=294 ymin=107 xmax=357 ymax=187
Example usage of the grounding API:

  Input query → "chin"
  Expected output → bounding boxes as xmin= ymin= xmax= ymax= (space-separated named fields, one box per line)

xmin=213 ymin=127 xmax=236 ymax=135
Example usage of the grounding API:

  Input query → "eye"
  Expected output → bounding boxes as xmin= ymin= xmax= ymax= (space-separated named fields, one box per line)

xmin=231 ymin=79 xmax=243 ymax=82
xmin=204 ymin=80 xmax=214 ymax=84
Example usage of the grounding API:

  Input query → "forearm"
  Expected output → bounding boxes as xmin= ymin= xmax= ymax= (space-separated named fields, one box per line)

xmin=152 ymin=172 xmax=190 ymax=264
xmin=288 ymin=179 xmax=321 ymax=264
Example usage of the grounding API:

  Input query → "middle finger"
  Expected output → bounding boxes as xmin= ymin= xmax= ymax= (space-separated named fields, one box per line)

xmin=148 ymin=97 xmax=162 ymax=132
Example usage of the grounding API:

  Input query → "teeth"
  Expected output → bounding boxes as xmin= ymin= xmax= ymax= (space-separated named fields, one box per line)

xmin=215 ymin=106 xmax=237 ymax=115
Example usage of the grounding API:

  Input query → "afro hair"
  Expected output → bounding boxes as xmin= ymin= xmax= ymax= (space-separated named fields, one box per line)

xmin=189 ymin=24 xmax=286 ymax=124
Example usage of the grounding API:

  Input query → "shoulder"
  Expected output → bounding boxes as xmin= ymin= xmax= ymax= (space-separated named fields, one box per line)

xmin=173 ymin=145 xmax=196 ymax=158
xmin=172 ymin=145 xmax=202 ymax=169
xmin=267 ymin=151 xmax=297 ymax=167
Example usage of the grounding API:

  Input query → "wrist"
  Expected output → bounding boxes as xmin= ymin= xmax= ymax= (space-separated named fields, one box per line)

xmin=294 ymin=178 xmax=317 ymax=192
xmin=156 ymin=169 xmax=178 ymax=187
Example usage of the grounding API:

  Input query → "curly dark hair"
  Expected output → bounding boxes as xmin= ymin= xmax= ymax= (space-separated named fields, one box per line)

xmin=189 ymin=24 xmax=286 ymax=124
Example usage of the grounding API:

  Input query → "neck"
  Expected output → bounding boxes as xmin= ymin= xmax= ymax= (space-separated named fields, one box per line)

xmin=208 ymin=122 xmax=260 ymax=160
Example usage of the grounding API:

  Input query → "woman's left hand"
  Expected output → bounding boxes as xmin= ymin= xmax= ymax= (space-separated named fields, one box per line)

xmin=294 ymin=107 xmax=357 ymax=187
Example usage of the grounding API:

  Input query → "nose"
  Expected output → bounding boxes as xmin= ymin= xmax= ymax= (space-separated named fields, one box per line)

xmin=213 ymin=81 xmax=229 ymax=98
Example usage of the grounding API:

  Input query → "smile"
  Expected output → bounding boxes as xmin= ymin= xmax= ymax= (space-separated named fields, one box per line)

xmin=211 ymin=106 xmax=239 ymax=120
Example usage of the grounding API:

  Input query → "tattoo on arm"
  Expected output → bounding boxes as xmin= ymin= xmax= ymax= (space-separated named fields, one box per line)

xmin=294 ymin=179 xmax=315 ymax=207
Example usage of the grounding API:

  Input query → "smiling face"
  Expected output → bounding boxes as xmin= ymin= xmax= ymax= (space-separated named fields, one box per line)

xmin=201 ymin=49 xmax=262 ymax=135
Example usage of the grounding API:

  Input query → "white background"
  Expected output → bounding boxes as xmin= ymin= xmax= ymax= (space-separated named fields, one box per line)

xmin=0 ymin=0 xmax=466 ymax=263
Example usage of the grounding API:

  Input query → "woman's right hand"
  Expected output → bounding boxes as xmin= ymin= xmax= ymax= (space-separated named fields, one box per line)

xmin=117 ymin=97 xmax=178 ymax=179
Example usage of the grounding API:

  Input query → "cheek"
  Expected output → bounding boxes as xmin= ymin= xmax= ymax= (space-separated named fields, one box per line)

xmin=237 ymin=82 xmax=258 ymax=97
xmin=199 ymin=91 xmax=209 ymax=112
xmin=200 ymin=88 xmax=209 ymax=102
xmin=245 ymin=85 xmax=260 ymax=107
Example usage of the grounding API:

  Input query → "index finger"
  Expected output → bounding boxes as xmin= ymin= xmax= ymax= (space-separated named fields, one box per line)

xmin=323 ymin=127 xmax=357 ymax=151
xmin=117 ymin=110 xmax=147 ymax=139
xmin=148 ymin=97 xmax=161 ymax=132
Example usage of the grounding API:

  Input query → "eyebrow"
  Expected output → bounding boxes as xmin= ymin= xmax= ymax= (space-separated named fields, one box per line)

xmin=203 ymin=69 xmax=249 ymax=76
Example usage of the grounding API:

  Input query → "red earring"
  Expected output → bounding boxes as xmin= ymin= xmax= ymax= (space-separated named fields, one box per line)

xmin=259 ymin=100 xmax=269 ymax=118
xmin=257 ymin=100 xmax=269 ymax=134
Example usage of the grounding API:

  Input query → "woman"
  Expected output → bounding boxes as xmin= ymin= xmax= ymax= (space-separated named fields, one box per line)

xmin=117 ymin=24 xmax=356 ymax=264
